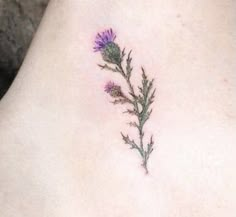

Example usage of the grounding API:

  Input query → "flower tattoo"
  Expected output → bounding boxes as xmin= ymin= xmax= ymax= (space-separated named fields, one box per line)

xmin=104 ymin=81 xmax=122 ymax=97
xmin=94 ymin=29 xmax=156 ymax=174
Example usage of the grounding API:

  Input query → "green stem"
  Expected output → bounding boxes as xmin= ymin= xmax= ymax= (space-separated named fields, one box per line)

xmin=117 ymin=63 xmax=146 ymax=157
xmin=142 ymin=154 xmax=149 ymax=174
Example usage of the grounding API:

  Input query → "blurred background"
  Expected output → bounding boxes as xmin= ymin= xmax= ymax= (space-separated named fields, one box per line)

xmin=0 ymin=0 xmax=49 ymax=99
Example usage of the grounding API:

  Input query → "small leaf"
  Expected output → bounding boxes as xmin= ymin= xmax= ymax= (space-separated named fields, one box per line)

xmin=129 ymin=91 xmax=137 ymax=99
xmin=111 ymin=98 xmax=129 ymax=105
xmin=121 ymin=133 xmax=136 ymax=148
xmin=123 ymin=109 xmax=138 ymax=116
xmin=127 ymin=122 xmax=138 ymax=128
xmin=98 ymin=64 xmax=120 ymax=72
xmin=141 ymin=67 xmax=147 ymax=80
xmin=121 ymin=48 xmax=126 ymax=61
xmin=138 ymin=86 xmax=143 ymax=93
xmin=126 ymin=50 xmax=133 ymax=78
xmin=147 ymin=135 xmax=154 ymax=154
xmin=148 ymin=88 xmax=156 ymax=105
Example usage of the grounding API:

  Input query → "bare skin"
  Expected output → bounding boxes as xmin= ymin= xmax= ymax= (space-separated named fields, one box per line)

xmin=0 ymin=0 xmax=236 ymax=216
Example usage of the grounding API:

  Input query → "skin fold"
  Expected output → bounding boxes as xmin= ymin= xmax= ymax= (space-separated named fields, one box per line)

xmin=0 ymin=0 xmax=235 ymax=216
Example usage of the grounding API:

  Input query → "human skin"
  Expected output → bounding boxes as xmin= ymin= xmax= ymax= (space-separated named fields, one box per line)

xmin=0 ymin=0 xmax=236 ymax=216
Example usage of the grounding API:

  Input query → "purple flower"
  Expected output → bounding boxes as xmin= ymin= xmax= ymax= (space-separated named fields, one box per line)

xmin=104 ymin=81 xmax=123 ymax=97
xmin=94 ymin=29 xmax=116 ymax=52
xmin=104 ymin=81 xmax=116 ymax=93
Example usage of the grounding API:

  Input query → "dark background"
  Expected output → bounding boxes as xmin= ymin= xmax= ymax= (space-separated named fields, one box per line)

xmin=0 ymin=0 xmax=49 ymax=99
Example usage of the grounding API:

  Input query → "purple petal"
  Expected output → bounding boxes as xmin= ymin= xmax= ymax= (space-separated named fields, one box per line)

xmin=94 ymin=28 xmax=116 ymax=52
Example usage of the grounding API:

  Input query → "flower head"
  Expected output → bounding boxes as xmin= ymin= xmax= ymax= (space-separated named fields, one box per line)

xmin=94 ymin=29 xmax=121 ymax=64
xmin=94 ymin=29 xmax=116 ymax=52
xmin=104 ymin=81 xmax=123 ymax=97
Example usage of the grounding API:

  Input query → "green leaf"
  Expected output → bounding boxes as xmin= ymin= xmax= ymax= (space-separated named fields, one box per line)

xmin=123 ymin=109 xmax=138 ymax=116
xmin=111 ymin=98 xmax=130 ymax=105
xmin=127 ymin=122 xmax=139 ymax=128
xmin=121 ymin=48 xmax=126 ymax=62
xmin=126 ymin=50 xmax=133 ymax=79
xmin=98 ymin=64 xmax=121 ymax=72
xmin=147 ymin=135 xmax=154 ymax=155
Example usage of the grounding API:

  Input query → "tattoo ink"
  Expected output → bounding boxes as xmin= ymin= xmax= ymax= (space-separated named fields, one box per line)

xmin=94 ymin=29 xmax=156 ymax=174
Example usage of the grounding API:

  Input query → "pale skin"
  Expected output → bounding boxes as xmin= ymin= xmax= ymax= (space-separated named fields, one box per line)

xmin=0 ymin=0 xmax=236 ymax=216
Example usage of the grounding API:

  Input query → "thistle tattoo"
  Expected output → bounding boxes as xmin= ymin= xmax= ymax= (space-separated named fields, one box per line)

xmin=94 ymin=29 xmax=156 ymax=174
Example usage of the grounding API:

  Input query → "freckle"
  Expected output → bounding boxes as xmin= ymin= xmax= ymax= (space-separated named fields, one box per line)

xmin=223 ymin=78 xmax=228 ymax=83
xmin=176 ymin=14 xmax=181 ymax=18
